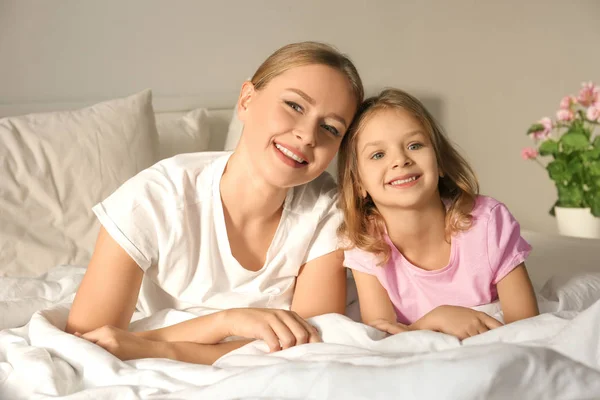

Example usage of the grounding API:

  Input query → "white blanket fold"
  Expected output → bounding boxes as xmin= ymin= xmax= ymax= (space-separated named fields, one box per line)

xmin=1 ymin=267 xmax=600 ymax=399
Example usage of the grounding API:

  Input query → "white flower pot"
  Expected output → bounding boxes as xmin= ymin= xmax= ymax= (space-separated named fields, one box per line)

xmin=554 ymin=207 xmax=600 ymax=239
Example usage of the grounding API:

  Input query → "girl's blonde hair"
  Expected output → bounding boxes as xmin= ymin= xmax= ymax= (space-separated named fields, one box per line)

xmin=251 ymin=42 xmax=364 ymax=108
xmin=337 ymin=88 xmax=479 ymax=263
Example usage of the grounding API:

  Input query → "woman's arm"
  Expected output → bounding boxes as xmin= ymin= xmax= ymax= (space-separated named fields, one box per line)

xmin=291 ymin=250 xmax=347 ymax=318
xmin=66 ymin=227 xmax=143 ymax=334
xmin=496 ymin=263 xmax=539 ymax=324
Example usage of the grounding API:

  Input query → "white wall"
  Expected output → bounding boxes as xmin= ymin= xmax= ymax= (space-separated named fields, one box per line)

xmin=1 ymin=0 xmax=599 ymax=234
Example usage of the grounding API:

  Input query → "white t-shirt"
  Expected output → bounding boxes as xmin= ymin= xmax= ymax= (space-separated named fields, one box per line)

xmin=92 ymin=152 xmax=342 ymax=317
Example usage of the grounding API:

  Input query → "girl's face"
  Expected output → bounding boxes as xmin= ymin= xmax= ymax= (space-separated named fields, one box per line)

xmin=355 ymin=108 xmax=441 ymax=211
xmin=237 ymin=64 xmax=357 ymax=188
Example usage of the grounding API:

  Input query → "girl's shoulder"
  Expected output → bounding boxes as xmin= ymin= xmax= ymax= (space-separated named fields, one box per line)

xmin=467 ymin=195 xmax=521 ymax=235
xmin=471 ymin=195 xmax=514 ymax=222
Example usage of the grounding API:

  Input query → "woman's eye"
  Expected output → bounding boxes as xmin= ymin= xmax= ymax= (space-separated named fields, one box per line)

xmin=370 ymin=152 xmax=384 ymax=160
xmin=321 ymin=124 xmax=340 ymax=137
xmin=408 ymin=143 xmax=423 ymax=151
xmin=285 ymin=101 xmax=303 ymax=113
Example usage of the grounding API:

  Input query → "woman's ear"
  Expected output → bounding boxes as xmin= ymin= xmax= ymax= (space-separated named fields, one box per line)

xmin=236 ymin=81 xmax=255 ymax=123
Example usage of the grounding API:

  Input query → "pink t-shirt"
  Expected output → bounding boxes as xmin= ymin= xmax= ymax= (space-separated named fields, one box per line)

xmin=344 ymin=196 xmax=531 ymax=324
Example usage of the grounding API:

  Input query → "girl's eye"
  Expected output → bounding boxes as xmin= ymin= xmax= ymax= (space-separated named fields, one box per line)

xmin=285 ymin=101 xmax=303 ymax=113
xmin=408 ymin=143 xmax=423 ymax=151
xmin=321 ymin=124 xmax=340 ymax=137
xmin=370 ymin=152 xmax=384 ymax=160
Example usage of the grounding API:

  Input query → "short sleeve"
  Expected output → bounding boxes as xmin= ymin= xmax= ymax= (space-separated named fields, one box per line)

xmin=92 ymin=163 xmax=174 ymax=271
xmin=487 ymin=203 xmax=532 ymax=284
xmin=303 ymin=197 xmax=344 ymax=264
xmin=343 ymin=247 xmax=378 ymax=276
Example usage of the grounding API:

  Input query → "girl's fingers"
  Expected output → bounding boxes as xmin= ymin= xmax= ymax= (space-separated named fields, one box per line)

xmin=481 ymin=314 xmax=503 ymax=330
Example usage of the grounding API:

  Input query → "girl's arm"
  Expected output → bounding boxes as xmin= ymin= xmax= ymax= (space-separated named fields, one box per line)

xmin=496 ymin=263 xmax=539 ymax=324
xmin=291 ymin=250 xmax=347 ymax=317
xmin=351 ymin=270 xmax=407 ymax=334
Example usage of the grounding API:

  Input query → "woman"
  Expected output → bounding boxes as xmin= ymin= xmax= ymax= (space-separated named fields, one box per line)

xmin=66 ymin=41 xmax=364 ymax=365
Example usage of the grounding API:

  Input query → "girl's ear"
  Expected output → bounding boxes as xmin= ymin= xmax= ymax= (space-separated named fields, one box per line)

xmin=360 ymin=187 xmax=368 ymax=199
xmin=236 ymin=81 xmax=255 ymax=123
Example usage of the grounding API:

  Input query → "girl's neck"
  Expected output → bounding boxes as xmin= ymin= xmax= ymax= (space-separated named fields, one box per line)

xmin=378 ymin=196 xmax=448 ymax=260
xmin=220 ymin=149 xmax=288 ymax=224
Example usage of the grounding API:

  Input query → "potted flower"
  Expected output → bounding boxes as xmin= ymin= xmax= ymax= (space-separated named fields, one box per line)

xmin=522 ymin=82 xmax=600 ymax=239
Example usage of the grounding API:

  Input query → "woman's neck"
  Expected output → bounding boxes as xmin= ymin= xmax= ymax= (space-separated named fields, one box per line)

xmin=378 ymin=197 xmax=448 ymax=265
xmin=220 ymin=149 xmax=288 ymax=224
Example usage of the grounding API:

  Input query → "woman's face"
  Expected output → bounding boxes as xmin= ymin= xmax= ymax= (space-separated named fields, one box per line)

xmin=237 ymin=64 xmax=357 ymax=188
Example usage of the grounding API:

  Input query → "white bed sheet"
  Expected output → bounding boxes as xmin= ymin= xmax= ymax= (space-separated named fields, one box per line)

xmin=1 ymin=266 xmax=599 ymax=399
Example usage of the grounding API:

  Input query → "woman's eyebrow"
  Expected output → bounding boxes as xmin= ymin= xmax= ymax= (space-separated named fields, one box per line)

xmin=285 ymin=88 xmax=348 ymax=128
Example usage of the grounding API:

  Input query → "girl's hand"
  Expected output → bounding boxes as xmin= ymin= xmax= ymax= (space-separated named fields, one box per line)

xmin=368 ymin=319 xmax=409 ymax=335
xmin=223 ymin=308 xmax=321 ymax=352
xmin=75 ymin=326 xmax=165 ymax=361
xmin=411 ymin=305 xmax=503 ymax=340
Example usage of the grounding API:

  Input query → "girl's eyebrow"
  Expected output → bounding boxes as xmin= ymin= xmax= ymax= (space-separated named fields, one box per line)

xmin=361 ymin=130 xmax=426 ymax=153
xmin=361 ymin=140 xmax=385 ymax=153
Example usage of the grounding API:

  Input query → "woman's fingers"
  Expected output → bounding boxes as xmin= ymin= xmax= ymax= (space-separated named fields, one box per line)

xmin=286 ymin=312 xmax=322 ymax=344
xmin=267 ymin=316 xmax=298 ymax=351
xmin=256 ymin=323 xmax=282 ymax=352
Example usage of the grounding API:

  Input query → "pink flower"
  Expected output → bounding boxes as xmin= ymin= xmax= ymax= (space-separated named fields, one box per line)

xmin=559 ymin=95 xmax=577 ymax=110
xmin=521 ymin=147 xmax=538 ymax=160
xmin=577 ymin=81 xmax=599 ymax=107
xmin=556 ymin=109 xmax=575 ymax=122
xmin=530 ymin=117 xmax=553 ymax=140
xmin=587 ymin=105 xmax=600 ymax=122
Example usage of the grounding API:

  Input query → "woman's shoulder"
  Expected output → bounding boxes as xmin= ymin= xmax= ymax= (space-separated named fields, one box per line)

xmin=287 ymin=171 xmax=338 ymax=215
xmin=115 ymin=152 xmax=231 ymax=208
xmin=151 ymin=151 xmax=230 ymax=180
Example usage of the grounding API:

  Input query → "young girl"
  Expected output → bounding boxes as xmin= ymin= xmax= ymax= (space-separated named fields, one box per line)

xmin=338 ymin=89 xmax=539 ymax=340
xmin=66 ymin=41 xmax=364 ymax=364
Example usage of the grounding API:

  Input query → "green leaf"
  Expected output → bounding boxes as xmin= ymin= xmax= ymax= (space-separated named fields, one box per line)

xmin=538 ymin=139 xmax=559 ymax=156
xmin=556 ymin=183 xmax=584 ymax=207
xmin=593 ymin=136 xmax=600 ymax=149
xmin=527 ymin=123 xmax=544 ymax=135
xmin=548 ymin=200 xmax=558 ymax=217
xmin=547 ymin=159 xmax=570 ymax=183
xmin=560 ymin=132 xmax=590 ymax=153
xmin=588 ymin=160 xmax=600 ymax=177
xmin=589 ymin=194 xmax=600 ymax=217
xmin=581 ymin=147 xmax=600 ymax=162
xmin=566 ymin=156 xmax=584 ymax=182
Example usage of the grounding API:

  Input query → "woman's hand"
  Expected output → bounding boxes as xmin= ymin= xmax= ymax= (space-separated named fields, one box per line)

xmin=411 ymin=305 xmax=503 ymax=340
xmin=368 ymin=319 xmax=409 ymax=335
xmin=75 ymin=326 xmax=165 ymax=361
xmin=223 ymin=308 xmax=321 ymax=352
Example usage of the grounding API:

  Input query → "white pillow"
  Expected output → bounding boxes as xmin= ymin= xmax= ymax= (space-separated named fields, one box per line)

xmin=0 ymin=90 xmax=159 ymax=277
xmin=223 ymin=105 xmax=243 ymax=151
xmin=155 ymin=108 xmax=211 ymax=160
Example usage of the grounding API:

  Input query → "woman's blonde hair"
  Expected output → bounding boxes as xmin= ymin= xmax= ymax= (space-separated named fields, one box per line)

xmin=251 ymin=42 xmax=364 ymax=108
xmin=337 ymin=88 xmax=479 ymax=263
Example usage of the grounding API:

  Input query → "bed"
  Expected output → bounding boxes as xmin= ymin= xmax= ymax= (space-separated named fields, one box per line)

xmin=1 ymin=91 xmax=599 ymax=399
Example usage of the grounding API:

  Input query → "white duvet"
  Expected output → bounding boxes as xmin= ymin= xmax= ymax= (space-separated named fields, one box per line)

xmin=1 ymin=266 xmax=600 ymax=400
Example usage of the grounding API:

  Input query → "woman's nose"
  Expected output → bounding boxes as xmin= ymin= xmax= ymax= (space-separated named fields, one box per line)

xmin=294 ymin=121 xmax=317 ymax=147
